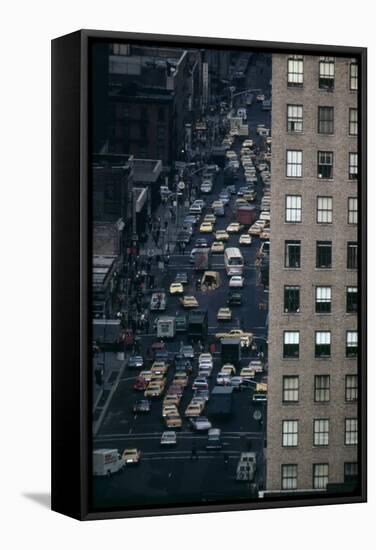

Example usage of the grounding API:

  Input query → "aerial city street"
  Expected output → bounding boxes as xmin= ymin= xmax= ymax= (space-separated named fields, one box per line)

xmin=91 ymin=44 xmax=359 ymax=509
xmin=92 ymin=47 xmax=271 ymax=509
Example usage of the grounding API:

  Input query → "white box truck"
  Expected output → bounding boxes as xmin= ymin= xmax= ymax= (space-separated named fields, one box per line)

xmin=236 ymin=452 xmax=257 ymax=481
xmin=93 ymin=449 xmax=124 ymax=476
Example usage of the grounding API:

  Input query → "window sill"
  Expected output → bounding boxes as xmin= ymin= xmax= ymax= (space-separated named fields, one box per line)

xmin=284 ymin=267 xmax=302 ymax=271
xmin=282 ymin=311 xmax=300 ymax=315
xmin=315 ymin=357 xmax=332 ymax=360
xmin=282 ymin=357 xmax=300 ymax=361
xmin=315 ymin=312 xmax=332 ymax=316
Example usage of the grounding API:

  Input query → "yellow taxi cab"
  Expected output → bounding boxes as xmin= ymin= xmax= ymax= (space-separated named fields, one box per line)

xmin=180 ymin=295 xmax=199 ymax=308
xmin=169 ymin=282 xmax=184 ymax=295
xmin=211 ymin=240 xmax=225 ymax=253
xmin=122 ymin=448 xmax=141 ymax=464
xmin=165 ymin=414 xmax=183 ymax=428
xmin=199 ymin=221 xmax=214 ymax=233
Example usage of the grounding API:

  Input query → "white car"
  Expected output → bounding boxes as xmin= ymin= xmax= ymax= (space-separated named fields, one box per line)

xmin=239 ymin=234 xmax=252 ymax=245
xmin=160 ymin=431 xmax=177 ymax=445
xmin=229 ymin=275 xmax=244 ymax=288
xmin=242 ymin=139 xmax=253 ymax=148
xmin=199 ymin=353 xmax=213 ymax=363
xmin=227 ymin=222 xmax=243 ymax=233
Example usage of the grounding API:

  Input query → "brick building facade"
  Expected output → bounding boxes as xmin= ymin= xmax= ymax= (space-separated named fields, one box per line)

xmin=266 ymin=54 xmax=359 ymax=492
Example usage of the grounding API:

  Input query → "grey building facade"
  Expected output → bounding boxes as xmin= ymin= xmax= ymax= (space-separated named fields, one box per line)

xmin=266 ymin=54 xmax=359 ymax=492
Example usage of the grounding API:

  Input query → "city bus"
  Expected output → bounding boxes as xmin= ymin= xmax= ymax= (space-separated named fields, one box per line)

xmin=224 ymin=247 xmax=244 ymax=276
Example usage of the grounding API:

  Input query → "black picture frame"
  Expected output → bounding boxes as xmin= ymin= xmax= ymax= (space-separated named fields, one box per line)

xmin=51 ymin=29 xmax=367 ymax=520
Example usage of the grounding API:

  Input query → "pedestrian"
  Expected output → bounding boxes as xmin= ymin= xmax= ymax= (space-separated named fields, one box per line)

xmin=224 ymin=453 xmax=229 ymax=469
xmin=191 ymin=447 xmax=198 ymax=460
xmin=181 ymin=242 xmax=186 ymax=255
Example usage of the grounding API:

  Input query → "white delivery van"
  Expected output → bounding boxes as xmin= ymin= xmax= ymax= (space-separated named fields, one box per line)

xmin=236 ymin=452 xmax=257 ymax=481
xmin=93 ymin=449 xmax=124 ymax=476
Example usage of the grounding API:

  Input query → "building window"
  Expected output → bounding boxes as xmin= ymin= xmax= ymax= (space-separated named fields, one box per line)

xmin=344 ymin=462 xmax=358 ymax=483
xmin=316 ymin=241 xmax=332 ymax=268
xmin=283 ymin=376 xmax=299 ymax=402
xmin=281 ymin=464 xmax=298 ymax=490
xmin=285 ymin=240 xmax=301 ymax=268
xmin=315 ymin=287 xmax=331 ymax=313
xmin=314 ymin=419 xmax=329 ymax=446
xmin=350 ymin=62 xmax=358 ymax=91
xmin=315 ymin=375 xmax=330 ymax=402
xmin=318 ymin=106 xmax=334 ymax=134
xmin=347 ymin=242 xmax=358 ymax=269
xmin=111 ymin=43 xmax=130 ymax=55
xmin=319 ymin=57 xmax=335 ymax=90
xmin=315 ymin=331 xmax=331 ymax=358
xmin=282 ymin=420 xmax=298 ymax=447
xmin=346 ymin=286 xmax=358 ymax=313
xmin=345 ymin=418 xmax=358 ymax=445
xmin=313 ymin=464 xmax=329 ymax=489
xmin=285 ymin=195 xmax=302 ymax=222
xmin=345 ymin=375 xmax=358 ymax=402
xmin=287 ymin=56 xmax=303 ymax=87
xmin=349 ymin=153 xmax=358 ymax=180
xmin=346 ymin=331 xmax=358 ymax=358
xmin=348 ymin=197 xmax=358 ymax=225
xmin=349 ymin=108 xmax=358 ymax=136
xmin=317 ymin=151 xmax=333 ymax=179
xmin=287 ymin=104 xmax=303 ymax=132
xmin=286 ymin=150 xmax=303 ymax=178
xmin=317 ymin=197 xmax=333 ymax=224
xmin=283 ymin=331 xmax=300 ymax=358
xmin=284 ymin=286 xmax=300 ymax=313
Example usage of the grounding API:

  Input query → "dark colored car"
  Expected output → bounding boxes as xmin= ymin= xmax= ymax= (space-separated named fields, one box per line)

xmin=177 ymin=231 xmax=191 ymax=244
xmin=195 ymin=238 xmax=208 ymax=248
xmin=227 ymin=291 xmax=242 ymax=306
xmin=184 ymin=214 xmax=199 ymax=225
xmin=180 ymin=345 xmax=195 ymax=359
xmin=175 ymin=313 xmax=188 ymax=332
xmin=175 ymin=272 xmax=188 ymax=285
xmin=194 ymin=389 xmax=210 ymax=401
xmin=226 ymin=185 xmax=236 ymax=195
xmin=175 ymin=359 xmax=193 ymax=374
xmin=133 ymin=399 xmax=151 ymax=413
xmin=133 ymin=377 xmax=148 ymax=391
xmin=128 ymin=355 xmax=144 ymax=369
xmin=154 ymin=350 xmax=170 ymax=363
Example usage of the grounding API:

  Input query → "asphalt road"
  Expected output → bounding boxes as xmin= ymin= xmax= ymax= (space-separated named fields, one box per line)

xmin=93 ymin=58 xmax=271 ymax=511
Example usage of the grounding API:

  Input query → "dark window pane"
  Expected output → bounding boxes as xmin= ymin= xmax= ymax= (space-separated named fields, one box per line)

xmin=316 ymin=241 xmax=332 ymax=268
xmin=285 ymin=240 xmax=301 ymax=268
xmin=284 ymin=286 xmax=300 ymax=313
xmin=318 ymin=106 xmax=334 ymax=134
xmin=347 ymin=242 xmax=358 ymax=269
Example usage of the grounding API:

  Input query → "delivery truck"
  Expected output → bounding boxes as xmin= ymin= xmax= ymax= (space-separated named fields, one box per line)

xmin=221 ymin=337 xmax=241 ymax=365
xmin=156 ymin=316 xmax=175 ymax=339
xmin=236 ymin=452 xmax=257 ymax=481
xmin=236 ymin=205 xmax=257 ymax=226
xmin=193 ymin=248 xmax=210 ymax=271
xmin=188 ymin=309 xmax=208 ymax=341
xmin=207 ymin=386 xmax=234 ymax=416
xmin=93 ymin=449 xmax=124 ymax=477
